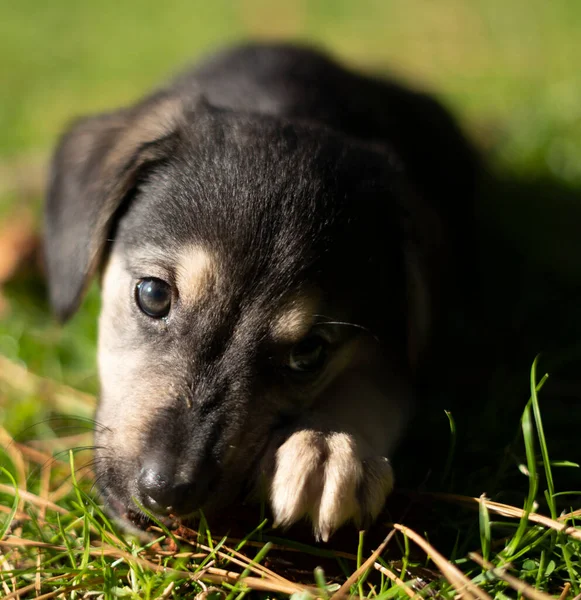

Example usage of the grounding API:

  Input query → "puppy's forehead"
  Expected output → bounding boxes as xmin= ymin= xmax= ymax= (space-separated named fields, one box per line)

xmin=271 ymin=294 xmax=319 ymax=343
xmin=112 ymin=111 xmax=397 ymax=326
xmin=175 ymin=245 xmax=216 ymax=305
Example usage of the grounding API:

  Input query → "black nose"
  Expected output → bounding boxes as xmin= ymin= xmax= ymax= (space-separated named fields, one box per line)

xmin=137 ymin=461 xmax=210 ymax=516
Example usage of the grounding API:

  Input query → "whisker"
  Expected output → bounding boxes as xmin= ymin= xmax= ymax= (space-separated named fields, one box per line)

xmin=314 ymin=314 xmax=380 ymax=342
xmin=10 ymin=417 xmax=110 ymax=445
xmin=24 ymin=445 xmax=108 ymax=486
xmin=90 ymin=472 xmax=111 ymax=496
xmin=49 ymin=445 xmax=101 ymax=460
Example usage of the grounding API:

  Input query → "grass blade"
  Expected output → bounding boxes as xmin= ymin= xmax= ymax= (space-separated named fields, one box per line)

xmin=529 ymin=357 xmax=556 ymax=519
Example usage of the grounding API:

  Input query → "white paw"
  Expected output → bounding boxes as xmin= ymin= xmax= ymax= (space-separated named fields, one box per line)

xmin=267 ymin=429 xmax=393 ymax=541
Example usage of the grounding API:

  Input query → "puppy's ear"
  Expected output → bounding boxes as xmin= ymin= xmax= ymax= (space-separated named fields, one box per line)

xmin=45 ymin=94 xmax=186 ymax=321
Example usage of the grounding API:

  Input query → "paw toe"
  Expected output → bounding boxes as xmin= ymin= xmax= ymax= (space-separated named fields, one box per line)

xmin=270 ymin=430 xmax=325 ymax=527
xmin=268 ymin=428 xmax=394 ymax=540
xmin=314 ymin=433 xmax=363 ymax=541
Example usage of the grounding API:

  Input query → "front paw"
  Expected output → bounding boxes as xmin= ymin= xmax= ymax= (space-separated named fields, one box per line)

xmin=266 ymin=428 xmax=393 ymax=541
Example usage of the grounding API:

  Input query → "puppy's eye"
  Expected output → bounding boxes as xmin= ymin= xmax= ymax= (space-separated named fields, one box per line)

xmin=288 ymin=335 xmax=328 ymax=373
xmin=135 ymin=278 xmax=172 ymax=318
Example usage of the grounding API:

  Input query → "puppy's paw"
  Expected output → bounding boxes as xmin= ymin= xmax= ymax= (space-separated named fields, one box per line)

xmin=267 ymin=429 xmax=393 ymax=541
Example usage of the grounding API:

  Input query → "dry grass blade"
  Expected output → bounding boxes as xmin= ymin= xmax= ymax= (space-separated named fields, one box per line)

xmin=12 ymin=578 xmax=105 ymax=600
xmin=155 ymin=528 xmax=293 ymax=585
xmin=559 ymin=509 xmax=581 ymax=522
xmin=150 ymin=526 xmax=359 ymax=560
xmin=559 ymin=582 xmax=571 ymax=600
xmin=15 ymin=443 xmax=65 ymax=467
xmin=0 ymin=355 xmax=95 ymax=417
xmin=0 ymin=550 xmax=18 ymax=598
xmin=49 ymin=477 xmax=84 ymax=504
xmin=330 ymin=529 xmax=396 ymax=599
xmin=1 ymin=573 xmax=78 ymax=600
xmin=1 ymin=537 xmax=79 ymax=551
xmin=0 ymin=494 xmax=124 ymax=548
xmin=0 ymin=504 xmax=30 ymax=521
xmin=0 ymin=537 xmax=162 ymax=566
xmin=216 ymin=535 xmax=359 ymax=560
xmin=159 ymin=580 xmax=176 ymax=599
xmin=35 ymin=546 xmax=41 ymax=596
xmin=469 ymin=553 xmax=554 ymax=600
xmin=0 ymin=428 xmax=27 ymax=493
xmin=0 ymin=427 xmax=26 ymax=519
xmin=0 ymin=483 xmax=68 ymax=515
xmin=1 ymin=535 xmax=316 ymax=597
xmin=373 ymin=562 xmax=419 ymax=599
xmin=28 ymin=432 xmax=94 ymax=455
xmin=38 ymin=458 xmax=51 ymax=521
xmin=200 ymin=540 xmax=290 ymax=584
xmin=429 ymin=493 xmax=581 ymax=541
xmin=393 ymin=524 xmax=491 ymax=600
xmin=202 ymin=566 xmax=314 ymax=595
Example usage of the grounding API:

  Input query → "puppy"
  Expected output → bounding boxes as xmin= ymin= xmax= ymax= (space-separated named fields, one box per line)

xmin=44 ymin=43 xmax=478 ymax=541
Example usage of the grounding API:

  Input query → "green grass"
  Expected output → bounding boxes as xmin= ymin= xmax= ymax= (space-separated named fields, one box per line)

xmin=1 ymin=360 xmax=580 ymax=597
xmin=2 ymin=1 xmax=581 ymax=597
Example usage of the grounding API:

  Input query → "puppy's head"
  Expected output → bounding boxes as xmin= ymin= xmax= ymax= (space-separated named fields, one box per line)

xmin=45 ymin=94 xmax=438 ymax=526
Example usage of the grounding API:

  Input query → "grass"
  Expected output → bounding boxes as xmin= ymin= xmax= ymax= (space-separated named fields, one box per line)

xmin=1 ymin=358 xmax=580 ymax=597
xmin=1 ymin=0 xmax=581 ymax=597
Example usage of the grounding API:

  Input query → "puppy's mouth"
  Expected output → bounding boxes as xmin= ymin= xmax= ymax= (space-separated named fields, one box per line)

xmin=99 ymin=488 xmax=149 ymax=530
xmin=95 ymin=462 xmax=227 ymax=532
xmin=100 ymin=487 xmax=180 ymax=533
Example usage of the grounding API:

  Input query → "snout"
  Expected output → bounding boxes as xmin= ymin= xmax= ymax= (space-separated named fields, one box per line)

xmin=136 ymin=455 xmax=216 ymax=517
xmin=93 ymin=390 xmax=252 ymax=526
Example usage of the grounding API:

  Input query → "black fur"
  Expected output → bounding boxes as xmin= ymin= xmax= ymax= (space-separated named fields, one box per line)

xmin=44 ymin=42 xmax=480 ymax=535
xmin=46 ymin=43 xmax=478 ymax=322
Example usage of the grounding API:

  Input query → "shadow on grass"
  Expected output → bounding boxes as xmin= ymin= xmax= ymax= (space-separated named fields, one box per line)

xmin=392 ymin=170 xmax=581 ymax=551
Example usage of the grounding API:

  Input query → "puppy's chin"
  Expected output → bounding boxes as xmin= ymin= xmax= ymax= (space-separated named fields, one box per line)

xmin=99 ymin=489 xmax=152 ymax=536
xmin=98 ymin=485 xmax=180 ymax=540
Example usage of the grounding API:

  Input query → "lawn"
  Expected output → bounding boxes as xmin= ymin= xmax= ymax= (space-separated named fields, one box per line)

xmin=1 ymin=1 xmax=581 ymax=597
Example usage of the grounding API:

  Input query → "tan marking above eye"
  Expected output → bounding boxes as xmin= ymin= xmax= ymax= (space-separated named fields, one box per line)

xmin=175 ymin=245 xmax=217 ymax=305
xmin=271 ymin=293 xmax=319 ymax=344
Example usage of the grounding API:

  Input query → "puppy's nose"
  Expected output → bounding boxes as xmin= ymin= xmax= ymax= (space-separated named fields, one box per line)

xmin=137 ymin=461 xmax=209 ymax=516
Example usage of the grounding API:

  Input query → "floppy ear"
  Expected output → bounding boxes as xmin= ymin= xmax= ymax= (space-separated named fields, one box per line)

xmin=44 ymin=94 xmax=186 ymax=321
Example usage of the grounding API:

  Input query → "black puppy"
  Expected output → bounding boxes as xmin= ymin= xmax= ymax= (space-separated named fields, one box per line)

xmin=44 ymin=43 xmax=478 ymax=541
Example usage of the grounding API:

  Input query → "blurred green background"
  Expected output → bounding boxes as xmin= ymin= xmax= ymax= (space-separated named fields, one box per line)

xmin=1 ymin=0 xmax=581 ymax=435
xmin=2 ymin=0 xmax=581 ymax=167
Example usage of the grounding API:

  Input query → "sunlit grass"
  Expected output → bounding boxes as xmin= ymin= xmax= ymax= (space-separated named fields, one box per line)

xmin=1 ymin=358 xmax=580 ymax=597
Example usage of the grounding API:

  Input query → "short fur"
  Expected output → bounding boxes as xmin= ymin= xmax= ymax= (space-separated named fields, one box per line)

xmin=44 ymin=42 xmax=479 ymax=540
